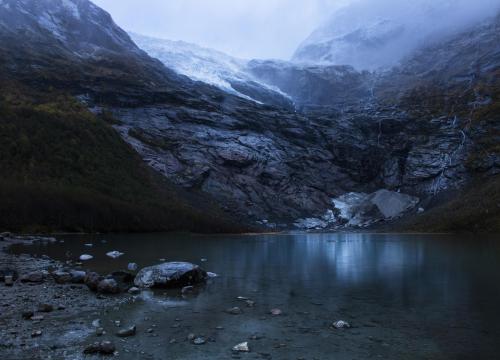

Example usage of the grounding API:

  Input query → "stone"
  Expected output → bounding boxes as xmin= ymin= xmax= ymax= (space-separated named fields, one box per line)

xmin=79 ymin=254 xmax=93 ymax=261
xmin=127 ymin=263 xmax=138 ymax=271
xmin=31 ymin=315 xmax=44 ymax=321
xmin=270 ymin=308 xmax=282 ymax=316
xmin=225 ymin=307 xmax=243 ymax=315
xmin=22 ymin=311 xmax=34 ymax=320
xmin=53 ymin=271 xmax=71 ymax=284
xmin=332 ymin=320 xmax=351 ymax=329
xmin=4 ymin=275 xmax=13 ymax=286
xmin=0 ymin=268 xmax=18 ymax=282
xmin=84 ymin=243 xmax=93 ymax=247
xmin=246 ymin=300 xmax=255 ymax=307
xmin=31 ymin=330 xmax=42 ymax=337
xmin=97 ymin=279 xmax=120 ymax=294
xmin=83 ymin=341 xmax=116 ymax=355
xmin=181 ymin=286 xmax=194 ymax=295
xmin=96 ymin=327 xmax=105 ymax=336
xmin=128 ymin=287 xmax=141 ymax=295
xmin=20 ymin=271 xmax=44 ymax=283
xmin=116 ymin=325 xmax=136 ymax=337
xmin=0 ymin=232 xmax=11 ymax=239
xmin=84 ymin=272 xmax=103 ymax=291
xmin=37 ymin=303 xmax=53 ymax=313
xmin=193 ymin=337 xmax=206 ymax=345
xmin=70 ymin=270 xmax=86 ymax=284
xmin=106 ymin=251 xmax=124 ymax=259
xmin=134 ymin=262 xmax=207 ymax=289
xmin=232 ymin=342 xmax=250 ymax=352
xmin=187 ymin=333 xmax=196 ymax=341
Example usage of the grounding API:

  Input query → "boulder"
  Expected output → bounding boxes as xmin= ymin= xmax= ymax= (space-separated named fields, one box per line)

xmin=97 ymin=279 xmax=120 ymax=294
xmin=134 ymin=262 xmax=207 ymax=289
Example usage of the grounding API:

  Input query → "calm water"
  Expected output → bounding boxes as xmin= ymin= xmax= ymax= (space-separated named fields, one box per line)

xmin=10 ymin=233 xmax=500 ymax=359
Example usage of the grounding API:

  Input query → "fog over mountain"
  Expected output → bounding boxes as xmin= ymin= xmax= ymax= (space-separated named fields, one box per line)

xmin=295 ymin=0 xmax=500 ymax=69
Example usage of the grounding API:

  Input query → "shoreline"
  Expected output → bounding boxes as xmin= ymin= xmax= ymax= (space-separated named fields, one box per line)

xmin=0 ymin=235 xmax=126 ymax=359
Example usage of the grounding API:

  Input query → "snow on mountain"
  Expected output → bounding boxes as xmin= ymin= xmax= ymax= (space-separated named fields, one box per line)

xmin=293 ymin=0 xmax=500 ymax=70
xmin=131 ymin=33 xmax=292 ymax=107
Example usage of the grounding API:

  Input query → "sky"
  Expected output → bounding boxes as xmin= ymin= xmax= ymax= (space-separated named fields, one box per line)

xmin=92 ymin=0 xmax=349 ymax=60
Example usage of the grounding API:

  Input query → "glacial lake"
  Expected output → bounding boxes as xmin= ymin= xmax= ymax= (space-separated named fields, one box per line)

xmin=10 ymin=232 xmax=500 ymax=359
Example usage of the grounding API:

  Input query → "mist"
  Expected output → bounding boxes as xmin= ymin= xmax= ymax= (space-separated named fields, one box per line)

xmin=92 ymin=0 xmax=348 ymax=60
xmin=92 ymin=0 xmax=500 ymax=63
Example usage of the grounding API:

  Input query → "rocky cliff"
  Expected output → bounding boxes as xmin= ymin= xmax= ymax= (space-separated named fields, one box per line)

xmin=1 ymin=0 xmax=499 ymax=231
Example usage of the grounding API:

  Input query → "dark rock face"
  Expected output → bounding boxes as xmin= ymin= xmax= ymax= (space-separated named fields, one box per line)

xmin=134 ymin=262 xmax=207 ymax=289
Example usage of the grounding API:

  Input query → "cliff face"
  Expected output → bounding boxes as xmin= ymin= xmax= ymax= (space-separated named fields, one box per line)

xmin=1 ymin=0 xmax=499 ymax=230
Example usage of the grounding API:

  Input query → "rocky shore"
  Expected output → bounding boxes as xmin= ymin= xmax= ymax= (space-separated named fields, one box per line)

xmin=0 ymin=234 xmax=129 ymax=359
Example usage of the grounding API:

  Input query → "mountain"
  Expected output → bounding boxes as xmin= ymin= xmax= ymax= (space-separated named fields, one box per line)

xmin=131 ymin=33 xmax=294 ymax=109
xmin=0 ymin=0 xmax=498 ymax=232
xmin=293 ymin=0 xmax=500 ymax=70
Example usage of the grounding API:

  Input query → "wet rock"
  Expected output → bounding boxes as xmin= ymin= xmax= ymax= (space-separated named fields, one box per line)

xmin=332 ymin=320 xmax=351 ymax=329
xmin=31 ymin=330 xmax=42 ymax=338
xmin=106 ymin=251 xmax=124 ymax=259
xmin=232 ymin=342 xmax=250 ymax=352
xmin=84 ymin=272 xmax=103 ymax=291
xmin=70 ymin=270 xmax=86 ymax=284
xmin=128 ymin=287 xmax=140 ymax=295
xmin=84 ymin=341 xmax=116 ymax=355
xmin=84 ymin=243 xmax=93 ymax=247
xmin=193 ymin=337 xmax=206 ymax=345
xmin=116 ymin=325 xmax=136 ymax=337
xmin=134 ymin=262 xmax=207 ymax=289
xmin=225 ymin=307 xmax=243 ymax=315
xmin=246 ymin=300 xmax=255 ymax=307
xmin=22 ymin=311 xmax=34 ymax=320
xmin=53 ymin=271 xmax=71 ymax=284
xmin=127 ymin=262 xmax=138 ymax=272
xmin=20 ymin=271 xmax=44 ymax=283
xmin=37 ymin=303 xmax=53 ymax=313
xmin=79 ymin=254 xmax=93 ymax=261
xmin=187 ymin=333 xmax=196 ymax=341
xmin=97 ymin=279 xmax=120 ymax=294
xmin=270 ymin=308 xmax=282 ymax=316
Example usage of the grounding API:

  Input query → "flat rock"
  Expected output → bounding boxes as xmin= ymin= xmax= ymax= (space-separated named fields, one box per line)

xmin=134 ymin=262 xmax=207 ymax=289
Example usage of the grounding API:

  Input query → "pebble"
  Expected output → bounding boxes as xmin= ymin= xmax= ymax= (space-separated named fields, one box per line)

xmin=31 ymin=330 xmax=42 ymax=338
xmin=127 ymin=263 xmax=138 ymax=272
xmin=270 ymin=308 xmax=282 ymax=316
xmin=79 ymin=254 xmax=93 ymax=261
xmin=193 ymin=337 xmax=206 ymax=345
xmin=106 ymin=251 xmax=124 ymax=259
xmin=225 ymin=307 xmax=243 ymax=315
xmin=332 ymin=320 xmax=351 ymax=329
xmin=116 ymin=325 xmax=136 ymax=337
xmin=232 ymin=342 xmax=250 ymax=352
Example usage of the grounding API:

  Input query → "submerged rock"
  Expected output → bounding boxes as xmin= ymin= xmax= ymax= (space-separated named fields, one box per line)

xmin=134 ymin=262 xmax=207 ymax=289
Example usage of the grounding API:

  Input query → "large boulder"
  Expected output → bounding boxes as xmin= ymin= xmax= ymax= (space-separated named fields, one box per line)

xmin=134 ymin=262 xmax=207 ymax=289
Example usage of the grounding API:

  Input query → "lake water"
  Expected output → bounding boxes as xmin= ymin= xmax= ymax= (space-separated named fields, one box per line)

xmin=10 ymin=232 xmax=500 ymax=359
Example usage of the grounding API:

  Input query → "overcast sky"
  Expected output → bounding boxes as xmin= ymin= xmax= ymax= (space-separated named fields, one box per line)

xmin=92 ymin=0 xmax=348 ymax=60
